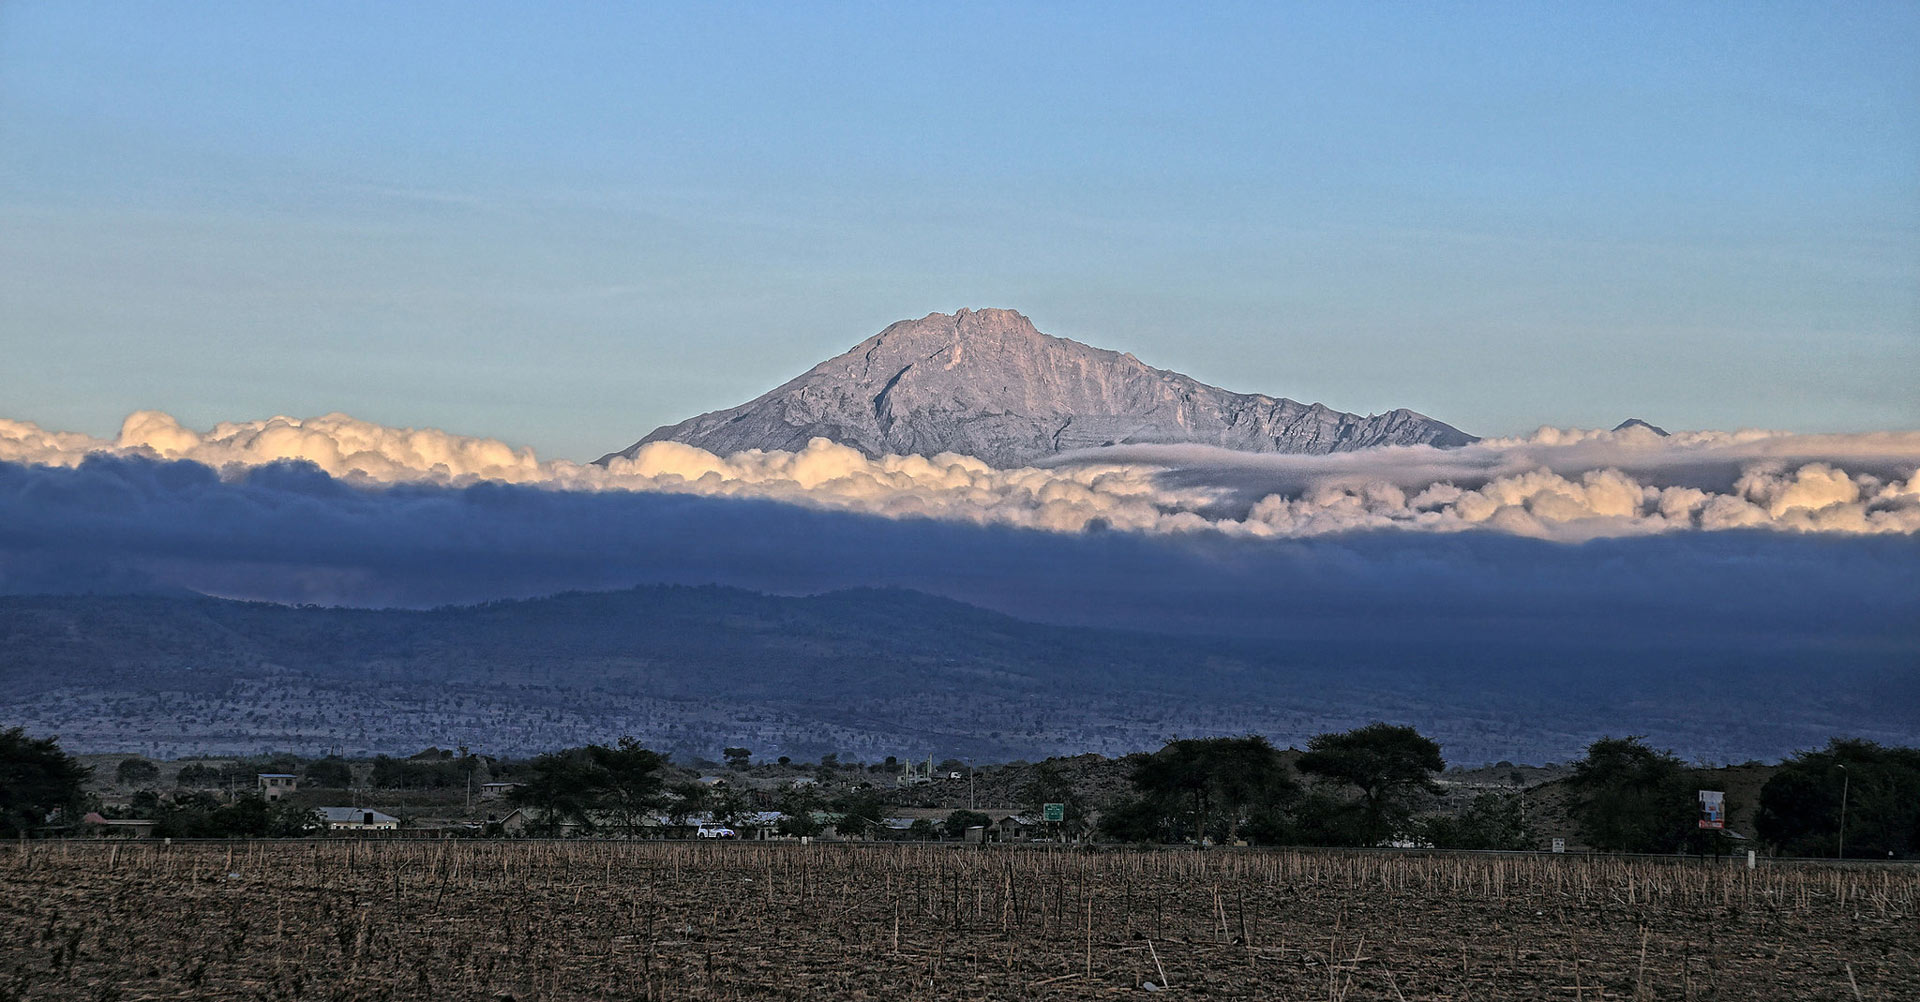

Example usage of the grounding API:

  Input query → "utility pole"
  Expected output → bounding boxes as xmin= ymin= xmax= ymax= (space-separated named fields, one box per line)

xmin=969 ymin=763 xmax=976 ymax=811
xmin=1837 ymin=764 xmax=1849 ymax=860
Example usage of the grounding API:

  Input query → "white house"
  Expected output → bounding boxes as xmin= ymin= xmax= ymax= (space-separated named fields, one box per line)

xmin=316 ymin=807 xmax=398 ymax=831
xmin=257 ymin=773 xmax=298 ymax=801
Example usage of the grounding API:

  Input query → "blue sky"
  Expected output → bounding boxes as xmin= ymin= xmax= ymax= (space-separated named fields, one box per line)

xmin=3 ymin=2 xmax=1916 ymax=460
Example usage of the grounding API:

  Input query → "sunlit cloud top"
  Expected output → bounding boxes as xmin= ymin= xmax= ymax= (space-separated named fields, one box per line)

xmin=3 ymin=411 xmax=1917 ymax=541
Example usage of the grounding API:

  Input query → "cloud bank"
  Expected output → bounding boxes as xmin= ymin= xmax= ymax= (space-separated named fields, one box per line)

xmin=2 ymin=410 xmax=1917 ymax=541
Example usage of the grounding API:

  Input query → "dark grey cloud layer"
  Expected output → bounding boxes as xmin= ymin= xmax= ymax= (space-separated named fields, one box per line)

xmin=3 ymin=454 xmax=1916 ymax=759
xmin=2 ymin=454 xmax=1913 ymax=644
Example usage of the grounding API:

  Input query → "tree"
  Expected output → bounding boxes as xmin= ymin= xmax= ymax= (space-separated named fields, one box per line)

xmin=1297 ymin=723 xmax=1444 ymax=846
xmin=151 ymin=792 xmax=316 ymax=838
xmin=665 ymin=780 xmax=711 ymax=826
xmin=0 ymin=729 xmax=92 ymax=836
xmin=832 ymin=788 xmax=887 ymax=838
xmin=1567 ymin=736 xmax=1692 ymax=853
xmin=1021 ymin=762 xmax=1091 ymax=839
xmin=775 ymin=785 xmax=824 ymax=837
xmin=1757 ymin=739 xmax=1920 ymax=859
xmin=508 ymin=748 xmax=606 ymax=835
xmin=370 ymin=754 xmax=464 ymax=790
xmin=1424 ymin=792 xmax=1535 ymax=850
xmin=1105 ymin=736 xmax=1297 ymax=844
xmin=589 ymin=738 xmax=671 ymax=835
xmin=706 ymin=782 xmax=753 ymax=827
xmin=722 ymin=747 xmax=752 ymax=770
xmin=303 ymin=757 xmax=354 ymax=788
xmin=943 ymin=809 xmax=990 ymax=840
xmin=116 ymin=758 xmax=161 ymax=787
xmin=175 ymin=763 xmax=220 ymax=788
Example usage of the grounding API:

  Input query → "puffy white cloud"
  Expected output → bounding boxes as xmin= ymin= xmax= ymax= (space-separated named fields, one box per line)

xmin=2 ymin=412 xmax=1917 ymax=540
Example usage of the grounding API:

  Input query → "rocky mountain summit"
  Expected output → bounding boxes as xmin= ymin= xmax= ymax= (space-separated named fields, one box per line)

xmin=604 ymin=308 xmax=1476 ymax=468
xmin=1612 ymin=418 xmax=1670 ymax=436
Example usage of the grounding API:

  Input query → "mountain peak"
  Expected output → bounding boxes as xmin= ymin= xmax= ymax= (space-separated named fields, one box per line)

xmin=1612 ymin=418 xmax=1670 ymax=436
xmin=602 ymin=310 xmax=1476 ymax=467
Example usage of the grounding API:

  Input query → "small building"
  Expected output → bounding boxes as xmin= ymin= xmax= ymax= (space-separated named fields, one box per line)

xmin=81 ymin=812 xmax=155 ymax=838
xmin=257 ymin=774 xmax=298 ymax=801
xmin=993 ymin=814 xmax=1040 ymax=842
xmin=479 ymin=782 xmax=521 ymax=801
xmin=317 ymin=807 xmax=399 ymax=831
xmin=734 ymin=811 xmax=786 ymax=840
xmin=496 ymin=808 xmax=666 ymax=838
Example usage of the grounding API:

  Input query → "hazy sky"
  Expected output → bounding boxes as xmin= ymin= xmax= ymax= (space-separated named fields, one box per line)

xmin=3 ymin=2 xmax=1916 ymax=460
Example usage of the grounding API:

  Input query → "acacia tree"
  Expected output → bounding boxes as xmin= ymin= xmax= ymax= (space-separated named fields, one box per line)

xmin=0 ymin=729 xmax=92 ymax=836
xmin=508 ymin=747 xmax=609 ymax=835
xmin=506 ymin=738 xmax=672 ymax=836
xmin=1567 ymin=736 xmax=1693 ymax=853
xmin=1296 ymin=723 xmax=1444 ymax=846
xmin=1105 ymin=736 xmax=1297 ymax=844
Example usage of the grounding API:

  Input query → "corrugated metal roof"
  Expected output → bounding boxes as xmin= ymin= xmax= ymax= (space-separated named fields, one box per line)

xmin=315 ymin=807 xmax=397 ymax=823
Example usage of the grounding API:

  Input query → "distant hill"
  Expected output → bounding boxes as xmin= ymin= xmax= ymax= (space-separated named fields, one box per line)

xmin=602 ymin=308 xmax=1475 ymax=468
xmin=3 ymin=586 xmax=1912 ymax=765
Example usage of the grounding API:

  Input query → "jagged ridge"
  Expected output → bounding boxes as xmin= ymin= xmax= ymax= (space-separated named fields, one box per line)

xmin=603 ymin=308 xmax=1475 ymax=468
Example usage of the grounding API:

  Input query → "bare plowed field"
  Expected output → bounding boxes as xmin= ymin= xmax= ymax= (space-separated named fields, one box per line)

xmin=1 ymin=842 xmax=1914 ymax=1000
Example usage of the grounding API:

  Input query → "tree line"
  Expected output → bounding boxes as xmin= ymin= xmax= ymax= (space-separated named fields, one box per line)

xmin=3 ymin=725 xmax=1916 ymax=857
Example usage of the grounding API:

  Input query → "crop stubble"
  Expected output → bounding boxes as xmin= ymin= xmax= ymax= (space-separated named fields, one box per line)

xmin=1 ymin=841 xmax=1915 ymax=1000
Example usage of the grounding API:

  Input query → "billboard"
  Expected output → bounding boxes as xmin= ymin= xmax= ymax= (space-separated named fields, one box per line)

xmin=1698 ymin=790 xmax=1725 ymax=829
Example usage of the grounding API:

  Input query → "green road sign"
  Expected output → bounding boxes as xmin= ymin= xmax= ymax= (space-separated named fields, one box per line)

xmin=1043 ymin=803 xmax=1065 ymax=823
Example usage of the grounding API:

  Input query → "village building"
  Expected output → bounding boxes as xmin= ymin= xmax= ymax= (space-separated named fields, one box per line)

xmin=478 ymin=781 xmax=521 ymax=801
xmin=256 ymin=773 xmax=298 ymax=801
xmin=316 ymin=807 xmax=399 ymax=831
xmin=81 ymin=812 xmax=155 ymax=837
xmin=495 ymin=808 xmax=669 ymax=838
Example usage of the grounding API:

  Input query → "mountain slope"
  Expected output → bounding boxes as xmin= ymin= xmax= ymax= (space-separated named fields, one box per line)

xmin=4 ymin=586 xmax=1912 ymax=765
xmin=602 ymin=308 xmax=1475 ymax=468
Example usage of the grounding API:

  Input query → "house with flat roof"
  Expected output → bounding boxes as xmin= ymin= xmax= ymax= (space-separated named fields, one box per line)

xmin=257 ymin=774 xmax=298 ymax=801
